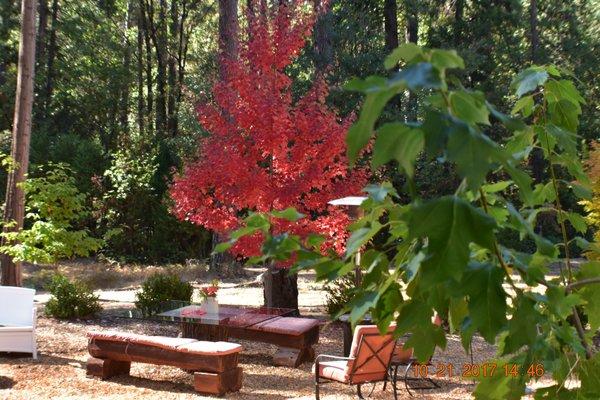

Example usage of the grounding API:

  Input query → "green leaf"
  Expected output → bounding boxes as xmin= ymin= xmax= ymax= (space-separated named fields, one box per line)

xmin=449 ymin=91 xmax=490 ymax=125
xmin=507 ymin=203 xmax=556 ymax=256
xmin=462 ymin=262 xmax=507 ymax=343
xmin=487 ymin=102 xmax=526 ymax=131
xmin=213 ymin=241 xmax=233 ymax=253
xmin=372 ymin=123 xmax=424 ymax=176
xmin=389 ymin=62 xmax=442 ymax=91
xmin=430 ymin=49 xmax=464 ymax=70
xmin=544 ymin=79 xmax=585 ymax=112
xmin=446 ymin=122 xmax=498 ymax=190
xmin=349 ymin=291 xmax=380 ymax=324
xmin=545 ymin=124 xmax=578 ymax=155
xmin=576 ymin=262 xmax=600 ymax=331
xmin=499 ymin=296 xmax=542 ymax=355
xmin=271 ymin=207 xmax=305 ymax=222
xmin=580 ymin=352 xmax=600 ymax=397
xmin=549 ymin=99 xmax=579 ymax=132
xmin=511 ymin=67 xmax=549 ymax=97
xmin=346 ymin=86 xmax=398 ymax=163
xmin=511 ymin=95 xmax=534 ymax=117
xmin=364 ymin=182 xmax=397 ymax=202
xmin=344 ymin=222 xmax=382 ymax=258
xmin=566 ymin=212 xmax=587 ymax=233
xmin=448 ymin=297 xmax=468 ymax=333
xmin=546 ymin=286 xmax=583 ymax=319
xmin=404 ymin=323 xmax=446 ymax=363
xmin=408 ymin=196 xmax=496 ymax=281
xmin=384 ymin=43 xmax=423 ymax=69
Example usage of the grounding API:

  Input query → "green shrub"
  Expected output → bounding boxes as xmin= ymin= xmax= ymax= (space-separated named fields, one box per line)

xmin=0 ymin=163 xmax=104 ymax=264
xmin=45 ymin=274 xmax=102 ymax=319
xmin=135 ymin=273 xmax=193 ymax=315
xmin=324 ymin=274 xmax=357 ymax=316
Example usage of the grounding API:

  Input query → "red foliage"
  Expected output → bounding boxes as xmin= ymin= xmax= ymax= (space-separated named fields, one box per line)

xmin=170 ymin=0 xmax=368 ymax=259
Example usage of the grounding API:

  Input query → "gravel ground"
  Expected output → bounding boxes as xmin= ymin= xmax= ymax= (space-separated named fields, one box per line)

xmin=1 ymin=265 xmax=557 ymax=399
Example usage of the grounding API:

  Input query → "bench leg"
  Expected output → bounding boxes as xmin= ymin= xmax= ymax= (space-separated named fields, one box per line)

xmin=194 ymin=367 xmax=243 ymax=396
xmin=273 ymin=346 xmax=315 ymax=368
xmin=86 ymin=357 xmax=131 ymax=380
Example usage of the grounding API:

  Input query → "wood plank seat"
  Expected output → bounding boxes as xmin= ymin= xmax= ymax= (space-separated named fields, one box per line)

xmin=86 ymin=331 xmax=243 ymax=396
xmin=227 ymin=316 xmax=320 ymax=368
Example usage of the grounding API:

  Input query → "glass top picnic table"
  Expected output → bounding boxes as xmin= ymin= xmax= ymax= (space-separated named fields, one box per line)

xmin=120 ymin=300 xmax=297 ymax=329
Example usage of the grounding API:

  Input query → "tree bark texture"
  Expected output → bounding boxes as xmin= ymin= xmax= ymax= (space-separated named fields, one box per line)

xmin=1 ymin=0 xmax=36 ymax=287
xmin=404 ymin=0 xmax=418 ymax=120
xmin=312 ymin=0 xmax=332 ymax=71
xmin=262 ymin=265 xmax=299 ymax=313
xmin=218 ymin=0 xmax=238 ymax=75
xmin=43 ymin=0 xmax=58 ymax=114
xmin=383 ymin=0 xmax=398 ymax=51
xmin=529 ymin=0 xmax=539 ymax=64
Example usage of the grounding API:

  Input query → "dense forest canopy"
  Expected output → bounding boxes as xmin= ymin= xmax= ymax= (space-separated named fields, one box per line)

xmin=0 ymin=0 xmax=598 ymax=263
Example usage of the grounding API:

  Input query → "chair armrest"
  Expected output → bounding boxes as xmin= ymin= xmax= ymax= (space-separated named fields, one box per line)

xmin=32 ymin=307 xmax=37 ymax=329
xmin=315 ymin=354 xmax=354 ymax=363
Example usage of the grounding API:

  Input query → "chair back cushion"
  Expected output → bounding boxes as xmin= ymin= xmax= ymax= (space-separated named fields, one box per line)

xmin=348 ymin=324 xmax=396 ymax=384
xmin=0 ymin=286 xmax=35 ymax=327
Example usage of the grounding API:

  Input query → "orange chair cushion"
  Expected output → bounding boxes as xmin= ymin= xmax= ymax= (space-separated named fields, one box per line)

xmin=250 ymin=317 xmax=320 ymax=336
xmin=313 ymin=360 xmax=351 ymax=383
xmin=176 ymin=341 xmax=242 ymax=356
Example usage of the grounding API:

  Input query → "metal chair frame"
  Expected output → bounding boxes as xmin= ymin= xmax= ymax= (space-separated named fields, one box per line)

xmin=314 ymin=332 xmax=398 ymax=399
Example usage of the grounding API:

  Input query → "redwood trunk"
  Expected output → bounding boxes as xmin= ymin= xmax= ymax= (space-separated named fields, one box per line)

xmin=262 ymin=265 xmax=298 ymax=313
xmin=383 ymin=0 xmax=398 ymax=51
xmin=1 ymin=0 xmax=36 ymax=287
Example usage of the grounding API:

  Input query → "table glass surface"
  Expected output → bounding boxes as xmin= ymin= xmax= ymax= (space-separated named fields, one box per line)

xmin=121 ymin=300 xmax=296 ymax=328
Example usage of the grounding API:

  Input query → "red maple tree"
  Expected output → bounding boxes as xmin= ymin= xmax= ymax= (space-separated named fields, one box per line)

xmin=170 ymin=0 xmax=368 ymax=261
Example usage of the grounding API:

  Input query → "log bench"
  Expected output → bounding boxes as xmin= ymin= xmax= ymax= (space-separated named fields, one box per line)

xmin=182 ymin=316 xmax=320 ymax=368
xmin=86 ymin=331 xmax=243 ymax=396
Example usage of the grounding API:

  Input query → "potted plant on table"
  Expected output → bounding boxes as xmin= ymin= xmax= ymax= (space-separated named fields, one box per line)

xmin=199 ymin=279 xmax=219 ymax=314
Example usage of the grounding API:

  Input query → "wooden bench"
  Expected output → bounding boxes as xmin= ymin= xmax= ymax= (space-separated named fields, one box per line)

xmin=229 ymin=316 xmax=320 ymax=367
xmin=86 ymin=331 xmax=243 ymax=396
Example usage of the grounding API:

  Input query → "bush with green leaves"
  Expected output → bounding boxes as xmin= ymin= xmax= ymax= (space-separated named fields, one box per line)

xmin=45 ymin=273 xmax=102 ymax=319
xmin=223 ymin=46 xmax=600 ymax=399
xmin=135 ymin=273 xmax=193 ymax=315
xmin=0 ymin=163 xmax=104 ymax=264
xmin=324 ymin=274 xmax=358 ymax=316
xmin=96 ymin=149 xmax=211 ymax=263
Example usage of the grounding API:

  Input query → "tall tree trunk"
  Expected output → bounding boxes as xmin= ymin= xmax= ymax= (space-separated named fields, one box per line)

xmin=35 ymin=0 xmax=48 ymax=65
xmin=383 ymin=0 xmax=398 ymax=51
xmin=44 ymin=0 xmax=58 ymax=115
xmin=404 ymin=0 xmax=418 ymax=120
xmin=1 ymin=0 xmax=36 ymax=287
xmin=211 ymin=0 xmax=240 ymax=274
xmin=312 ymin=0 xmax=332 ymax=72
xmin=137 ymin=3 xmax=145 ymax=136
xmin=218 ymin=0 xmax=238 ymax=74
xmin=167 ymin=0 xmax=178 ymax=137
xmin=140 ymin=0 xmax=153 ymax=134
xmin=453 ymin=0 xmax=463 ymax=44
xmin=529 ymin=0 xmax=539 ymax=64
xmin=154 ymin=0 xmax=168 ymax=138
xmin=119 ymin=0 xmax=135 ymax=137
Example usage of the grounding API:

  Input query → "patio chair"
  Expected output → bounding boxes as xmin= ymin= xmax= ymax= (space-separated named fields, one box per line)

xmin=313 ymin=324 xmax=397 ymax=399
xmin=0 ymin=286 xmax=37 ymax=359
xmin=385 ymin=314 xmax=443 ymax=396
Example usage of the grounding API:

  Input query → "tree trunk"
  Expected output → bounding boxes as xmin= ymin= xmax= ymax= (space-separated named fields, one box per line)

xmin=404 ymin=0 xmax=418 ymax=120
xmin=137 ymin=3 xmax=145 ymax=136
xmin=218 ymin=0 xmax=238 ymax=72
xmin=154 ymin=0 xmax=168 ymax=138
xmin=529 ymin=0 xmax=539 ymax=64
xmin=119 ymin=0 xmax=134 ymax=136
xmin=167 ymin=0 xmax=178 ymax=137
xmin=262 ymin=265 xmax=299 ymax=313
xmin=383 ymin=0 xmax=398 ymax=51
xmin=312 ymin=0 xmax=332 ymax=71
xmin=453 ymin=0 xmax=463 ymax=44
xmin=140 ymin=0 xmax=153 ymax=133
xmin=44 ymin=0 xmax=58 ymax=115
xmin=1 ymin=0 xmax=36 ymax=287
xmin=35 ymin=0 xmax=48 ymax=65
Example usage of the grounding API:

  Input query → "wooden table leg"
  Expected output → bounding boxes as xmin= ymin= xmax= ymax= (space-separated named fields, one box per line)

xmin=181 ymin=322 xmax=229 ymax=341
xmin=273 ymin=346 xmax=315 ymax=367
xmin=86 ymin=356 xmax=130 ymax=379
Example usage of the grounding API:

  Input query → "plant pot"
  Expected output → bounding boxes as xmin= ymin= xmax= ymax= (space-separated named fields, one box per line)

xmin=201 ymin=297 xmax=219 ymax=315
